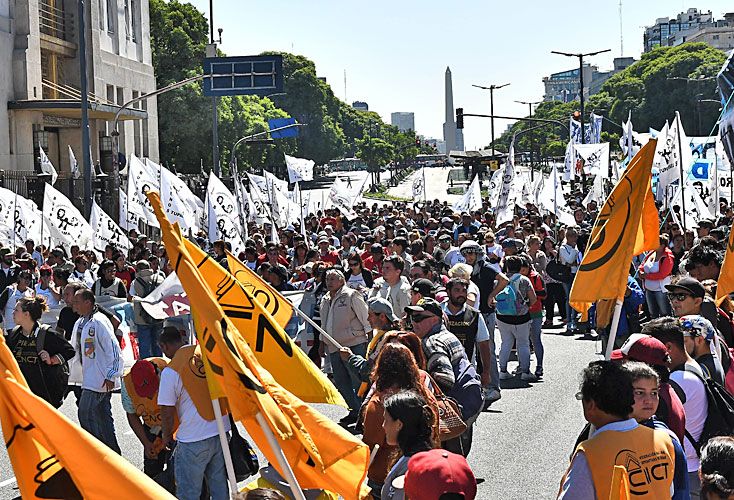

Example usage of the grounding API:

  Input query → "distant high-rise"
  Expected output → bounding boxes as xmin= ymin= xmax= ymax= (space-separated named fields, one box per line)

xmin=443 ymin=67 xmax=464 ymax=154
xmin=352 ymin=101 xmax=369 ymax=111
xmin=391 ymin=112 xmax=415 ymax=132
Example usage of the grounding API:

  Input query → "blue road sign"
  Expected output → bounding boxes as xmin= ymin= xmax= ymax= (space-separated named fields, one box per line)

xmin=268 ymin=118 xmax=299 ymax=138
xmin=203 ymin=55 xmax=283 ymax=97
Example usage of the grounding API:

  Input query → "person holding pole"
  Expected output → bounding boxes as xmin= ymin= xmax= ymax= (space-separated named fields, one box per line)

xmin=158 ymin=326 xmax=230 ymax=500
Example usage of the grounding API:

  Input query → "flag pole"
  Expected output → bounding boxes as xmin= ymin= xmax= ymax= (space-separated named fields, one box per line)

xmin=211 ymin=398 xmax=238 ymax=495
xmin=12 ymin=191 xmax=17 ymax=250
xmin=255 ymin=412 xmax=307 ymax=500
xmin=423 ymin=167 xmax=427 ymax=203
xmin=604 ymin=300 xmax=624 ymax=360
xmin=297 ymin=181 xmax=308 ymax=248
xmin=291 ymin=306 xmax=343 ymax=350
xmin=675 ymin=112 xmax=687 ymax=234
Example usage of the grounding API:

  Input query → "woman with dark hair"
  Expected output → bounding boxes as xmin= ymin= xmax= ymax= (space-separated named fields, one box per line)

xmin=289 ymin=241 xmax=309 ymax=282
xmin=381 ymin=331 xmax=426 ymax=370
xmin=344 ymin=251 xmax=374 ymax=292
xmin=361 ymin=343 xmax=438 ymax=497
xmin=700 ymin=436 xmax=734 ymax=500
xmin=380 ymin=391 xmax=437 ymax=500
xmin=7 ymin=296 xmax=75 ymax=408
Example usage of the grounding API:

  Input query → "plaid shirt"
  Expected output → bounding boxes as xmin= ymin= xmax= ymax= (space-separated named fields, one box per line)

xmin=421 ymin=323 xmax=466 ymax=393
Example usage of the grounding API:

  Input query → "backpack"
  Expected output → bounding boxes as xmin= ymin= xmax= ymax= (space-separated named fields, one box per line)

xmin=446 ymin=356 xmax=483 ymax=421
xmin=678 ymin=366 xmax=734 ymax=455
xmin=495 ymin=275 xmax=525 ymax=316
xmin=8 ymin=325 xmax=69 ymax=408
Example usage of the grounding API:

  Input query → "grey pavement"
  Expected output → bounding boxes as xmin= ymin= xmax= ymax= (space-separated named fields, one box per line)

xmin=0 ymin=322 xmax=601 ymax=499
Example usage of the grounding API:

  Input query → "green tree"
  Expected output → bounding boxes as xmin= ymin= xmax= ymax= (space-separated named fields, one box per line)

xmin=356 ymin=136 xmax=394 ymax=172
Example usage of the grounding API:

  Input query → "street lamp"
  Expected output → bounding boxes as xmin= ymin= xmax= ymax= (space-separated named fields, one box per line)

xmin=550 ymin=49 xmax=611 ymax=145
xmin=472 ymin=82 xmax=510 ymax=158
xmin=515 ymin=100 xmax=541 ymax=175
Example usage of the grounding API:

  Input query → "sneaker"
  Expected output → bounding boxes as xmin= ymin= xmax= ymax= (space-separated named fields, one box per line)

xmin=535 ymin=367 xmax=544 ymax=378
xmin=484 ymin=389 xmax=501 ymax=404
xmin=521 ymin=372 xmax=537 ymax=382
xmin=338 ymin=411 xmax=359 ymax=426
xmin=499 ymin=371 xmax=513 ymax=380
xmin=542 ymin=321 xmax=554 ymax=328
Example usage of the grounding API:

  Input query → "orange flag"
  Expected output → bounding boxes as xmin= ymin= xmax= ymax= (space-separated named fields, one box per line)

xmin=146 ymin=191 xmax=371 ymax=500
xmin=570 ymin=139 xmax=660 ymax=314
xmin=226 ymin=250 xmax=295 ymax=328
xmin=181 ymin=239 xmax=345 ymax=406
xmin=716 ymin=219 xmax=734 ymax=305
xmin=0 ymin=334 xmax=174 ymax=499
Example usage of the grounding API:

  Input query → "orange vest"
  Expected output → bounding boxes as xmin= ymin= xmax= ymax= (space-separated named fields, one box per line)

xmin=571 ymin=424 xmax=675 ymax=499
xmin=168 ymin=345 xmax=228 ymax=421
xmin=123 ymin=357 xmax=169 ymax=429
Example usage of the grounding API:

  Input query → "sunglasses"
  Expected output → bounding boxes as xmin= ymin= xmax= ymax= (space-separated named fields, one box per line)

xmin=349 ymin=262 xmax=360 ymax=267
xmin=666 ymin=292 xmax=692 ymax=302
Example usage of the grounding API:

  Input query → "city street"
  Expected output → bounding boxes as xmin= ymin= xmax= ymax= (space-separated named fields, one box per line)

xmin=0 ymin=321 xmax=598 ymax=499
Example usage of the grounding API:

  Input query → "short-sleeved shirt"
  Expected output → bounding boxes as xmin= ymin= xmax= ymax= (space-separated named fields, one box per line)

xmin=496 ymin=273 xmax=533 ymax=325
xmin=669 ymin=361 xmax=708 ymax=472
xmin=157 ymin=366 xmax=229 ymax=443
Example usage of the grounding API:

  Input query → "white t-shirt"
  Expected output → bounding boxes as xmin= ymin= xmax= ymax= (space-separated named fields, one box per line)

xmin=346 ymin=273 xmax=367 ymax=290
xmin=157 ymin=366 xmax=229 ymax=443
xmin=670 ymin=362 xmax=708 ymax=472
xmin=34 ymin=283 xmax=59 ymax=308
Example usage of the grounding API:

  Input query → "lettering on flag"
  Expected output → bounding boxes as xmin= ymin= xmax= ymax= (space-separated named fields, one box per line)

xmin=412 ymin=169 xmax=425 ymax=199
xmin=42 ymin=184 xmax=92 ymax=249
xmin=205 ymin=172 xmax=246 ymax=255
xmin=574 ymin=143 xmax=610 ymax=177
xmin=127 ymin=154 xmax=160 ymax=227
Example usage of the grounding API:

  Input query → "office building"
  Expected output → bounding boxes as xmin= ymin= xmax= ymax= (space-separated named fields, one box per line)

xmin=390 ymin=111 xmax=414 ymax=132
xmin=644 ymin=8 xmax=734 ymax=52
xmin=542 ymin=57 xmax=635 ymax=102
xmin=352 ymin=101 xmax=369 ymax=111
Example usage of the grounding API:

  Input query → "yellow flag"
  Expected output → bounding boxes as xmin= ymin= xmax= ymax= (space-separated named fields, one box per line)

xmin=226 ymin=250 xmax=295 ymax=328
xmin=182 ymin=239 xmax=345 ymax=407
xmin=716 ymin=220 xmax=734 ymax=305
xmin=0 ymin=335 xmax=174 ymax=499
xmin=570 ymin=139 xmax=660 ymax=314
xmin=608 ymin=465 xmax=631 ymax=500
xmin=147 ymin=192 xmax=371 ymax=500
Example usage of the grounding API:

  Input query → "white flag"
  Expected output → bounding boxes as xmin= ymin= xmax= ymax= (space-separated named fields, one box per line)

xmin=538 ymin=164 xmax=575 ymax=226
xmin=284 ymin=154 xmax=315 ymax=183
xmin=69 ymin=146 xmax=81 ymax=180
xmin=563 ymin=140 xmax=576 ymax=181
xmin=42 ymin=184 xmax=93 ymax=249
xmin=671 ymin=181 xmax=714 ymax=230
xmin=574 ymin=143 xmax=610 ymax=178
xmin=657 ymin=114 xmax=693 ymax=203
xmin=246 ymin=173 xmax=272 ymax=225
xmin=486 ymin=167 xmax=504 ymax=208
xmin=264 ymin=170 xmax=289 ymax=193
xmin=328 ymin=177 xmax=357 ymax=217
xmin=127 ymin=154 xmax=160 ymax=228
xmin=495 ymin=142 xmax=516 ymax=224
xmin=451 ymin=174 xmax=482 ymax=214
xmin=205 ymin=172 xmax=246 ymax=255
xmin=90 ymin=201 xmax=131 ymax=252
xmin=39 ymin=147 xmax=58 ymax=185
xmin=118 ymin=188 xmax=139 ymax=231
xmin=145 ymin=159 xmax=199 ymax=233
xmin=412 ymin=168 xmax=426 ymax=199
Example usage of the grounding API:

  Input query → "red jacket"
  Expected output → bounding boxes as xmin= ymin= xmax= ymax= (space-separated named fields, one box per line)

xmin=638 ymin=247 xmax=674 ymax=281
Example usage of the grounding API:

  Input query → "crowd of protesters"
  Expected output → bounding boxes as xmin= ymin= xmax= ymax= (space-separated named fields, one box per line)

xmin=3 ymin=186 xmax=734 ymax=498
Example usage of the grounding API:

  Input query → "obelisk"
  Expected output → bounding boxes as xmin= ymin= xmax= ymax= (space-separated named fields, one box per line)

xmin=443 ymin=67 xmax=457 ymax=155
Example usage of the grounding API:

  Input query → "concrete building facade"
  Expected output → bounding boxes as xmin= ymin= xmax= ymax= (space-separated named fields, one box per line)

xmin=542 ymin=57 xmax=636 ymax=102
xmin=0 ymin=0 xmax=158 ymax=183
xmin=390 ymin=111 xmax=414 ymax=132
xmin=644 ymin=8 xmax=734 ymax=53
xmin=352 ymin=101 xmax=368 ymax=111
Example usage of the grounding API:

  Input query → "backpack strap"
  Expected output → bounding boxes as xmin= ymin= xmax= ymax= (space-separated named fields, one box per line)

xmin=35 ymin=324 xmax=49 ymax=354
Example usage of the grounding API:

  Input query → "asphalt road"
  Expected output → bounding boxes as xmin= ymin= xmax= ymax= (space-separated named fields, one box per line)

xmin=0 ymin=320 xmax=600 ymax=499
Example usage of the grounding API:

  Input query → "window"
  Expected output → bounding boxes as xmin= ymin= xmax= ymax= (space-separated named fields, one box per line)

xmin=107 ymin=0 xmax=115 ymax=32
xmin=130 ymin=0 xmax=137 ymax=42
xmin=124 ymin=0 xmax=130 ymax=39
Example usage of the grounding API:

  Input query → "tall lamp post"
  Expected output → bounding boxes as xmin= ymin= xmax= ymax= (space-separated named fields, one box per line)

xmin=472 ymin=83 xmax=510 ymax=158
xmin=514 ymin=100 xmax=541 ymax=177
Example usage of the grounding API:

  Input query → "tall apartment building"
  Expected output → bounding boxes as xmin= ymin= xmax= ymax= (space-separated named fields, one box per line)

xmin=390 ymin=111 xmax=414 ymax=132
xmin=0 ymin=0 xmax=158 ymax=182
xmin=542 ymin=57 xmax=635 ymax=102
xmin=644 ymin=8 xmax=734 ymax=53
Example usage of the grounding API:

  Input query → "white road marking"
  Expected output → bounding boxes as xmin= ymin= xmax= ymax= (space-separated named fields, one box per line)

xmin=0 ymin=477 xmax=17 ymax=488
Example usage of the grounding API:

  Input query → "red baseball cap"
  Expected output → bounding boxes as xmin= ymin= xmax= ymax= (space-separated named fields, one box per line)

xmin=402 ymin=450 xmax=476 ymax=500
xmin=130 ymin=360 xmax=159 ymax=399
xmin=611 ymin=334 xmax=670 ymax=367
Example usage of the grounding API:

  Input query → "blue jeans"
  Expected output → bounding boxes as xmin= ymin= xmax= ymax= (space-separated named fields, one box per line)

xmin=482 ymin=312 xmax=501 ymax=393
xmin=174 ymin=435 xmax=229 ymax=500
xmin=562 ymin=280 xmax=577 ymax=329
xmin=329 ymin=342 xmax=368 ymax=412
xmin=136 ymin=322 xmax=163 ymax=359
xmin=645 ymin=289 xmax=671 ymax=319
xmin=78 ymin=389 xmax=120 ymax=454
xmin=530 ymin=316 xmax=544 ymax=371
xmin=497 ymin=320 xmax=531 ymax=374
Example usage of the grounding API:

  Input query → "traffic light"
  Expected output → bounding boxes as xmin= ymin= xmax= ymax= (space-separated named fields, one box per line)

xmin=415 ymin=138 xmax=421 ymax=147
xmin=456 ymin=108 xmax=464 ymax=129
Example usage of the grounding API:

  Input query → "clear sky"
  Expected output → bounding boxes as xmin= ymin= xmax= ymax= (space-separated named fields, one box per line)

xmin=189 ymin=0 xmax=732 ymax=150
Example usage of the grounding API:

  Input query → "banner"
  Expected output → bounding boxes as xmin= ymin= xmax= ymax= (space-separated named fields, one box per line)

xmin=42 ymin=184 xmax=93 ymax=249
xmin=146 ymin=192 xmax=370 ymax=499
xmin=451 ymin=173 xmax=482 ymax=214
xmin=39 ymin=147 xmax=58 ymax=185
xmin=90 ymin=201 xmax=131 ymax=253
xmin=139 ymin=271 xmax=190 ymax=320
xmin=412 ymin=168 xmax=426 ymax=200
xmin=574 ymin=143 xmax=610 ymax=178
xmin=284 ymin=154 xmax=315 ymax=183
xmin=205 ymin=171 xmax=246 ymax=255
xmin=127 ymin=154 xmax=160 ymax=228
xmin=0 ymin=335 xmax=174 ymax=499
xmin=570 ymin=140 xmax=659 ymax=315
